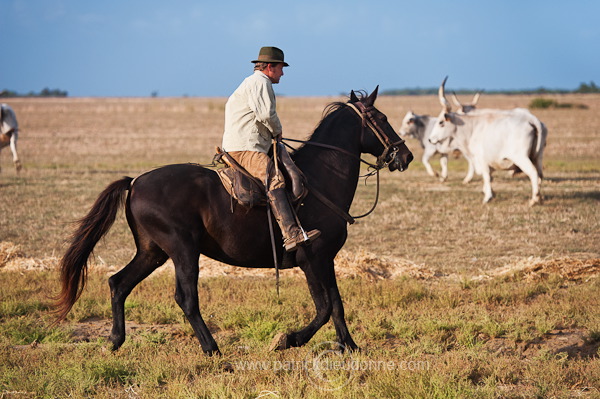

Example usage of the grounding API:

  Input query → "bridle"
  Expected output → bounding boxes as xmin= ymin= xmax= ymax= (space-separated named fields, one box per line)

xmin=347 ymin=101 xmax=405 ymax=170
xmin=281 ymin=100 xmax=406 ymax=222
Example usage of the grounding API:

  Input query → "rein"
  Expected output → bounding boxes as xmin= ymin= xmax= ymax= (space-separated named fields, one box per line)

xmin=282 ymin=137 xmax=379 ymax=170
xmin=282 ymin=101 xmax=402 ymax=222
xmin=282 ymin=138 xmax=376 ymax=223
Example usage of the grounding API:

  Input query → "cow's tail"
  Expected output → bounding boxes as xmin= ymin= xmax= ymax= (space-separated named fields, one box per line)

xmin=528 ymin=117 xmax=546 ymax=158
xmin=54 ymin=177 xmax=133 ymax=322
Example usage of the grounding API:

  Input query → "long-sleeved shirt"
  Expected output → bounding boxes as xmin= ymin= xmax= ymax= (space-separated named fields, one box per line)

xmin=222 ymin=71 xmax=282 ymax=153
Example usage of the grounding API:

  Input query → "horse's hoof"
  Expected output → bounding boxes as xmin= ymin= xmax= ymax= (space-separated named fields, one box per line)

xmin=346 ymin=344 xmax=360 ymax=353
xmin=269 ymin=332 xmax=290 ymax=351
xmin=205 ymin=348 xmax=222 ymax=357
xmin=107 ymin=342 xmax=120 ymax=352
xmin=109 ymin=335 xmax=124 ymax=351
xmin=222 ymin=361 xmax=234 ymax=373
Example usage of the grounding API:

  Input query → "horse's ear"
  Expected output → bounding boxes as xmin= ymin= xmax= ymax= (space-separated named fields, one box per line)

xmin=365 ymin=85 xmax=379 ymax=106
xmin=349 ymin=90 xmax=359 ymax=103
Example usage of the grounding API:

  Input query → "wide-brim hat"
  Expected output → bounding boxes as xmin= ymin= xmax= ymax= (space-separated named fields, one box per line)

xmin=251 ymin=46 xmax=289 ymax=66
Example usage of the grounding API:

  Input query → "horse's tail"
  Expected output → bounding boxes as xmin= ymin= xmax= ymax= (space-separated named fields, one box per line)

xmin=54 ymin=176 xmax=133 ymax=322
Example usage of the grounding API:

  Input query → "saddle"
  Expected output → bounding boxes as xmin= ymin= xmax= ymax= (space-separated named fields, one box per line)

xmin=215 ymin=144 xmax=308 ymax=209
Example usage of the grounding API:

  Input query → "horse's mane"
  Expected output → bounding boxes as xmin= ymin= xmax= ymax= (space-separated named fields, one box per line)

xmin=289 ymin=91 xmax=368 ymax=155
xmin=321 ymin=90 xmax=368 ymax=121
xmin=318 ymin=90 xmax=369 ymax=129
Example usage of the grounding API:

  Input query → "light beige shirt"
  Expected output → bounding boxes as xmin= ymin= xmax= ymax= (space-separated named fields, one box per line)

xmin=222 ymin=71 xmax=282 ymax=153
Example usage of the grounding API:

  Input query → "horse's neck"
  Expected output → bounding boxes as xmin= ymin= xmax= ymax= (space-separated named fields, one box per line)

xmin=294 ymin=113 xmax=362 ymax=210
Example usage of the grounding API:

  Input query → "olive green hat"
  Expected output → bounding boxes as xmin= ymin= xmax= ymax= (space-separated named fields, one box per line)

xmin=251 ymin=46 xmax=289 ymax=66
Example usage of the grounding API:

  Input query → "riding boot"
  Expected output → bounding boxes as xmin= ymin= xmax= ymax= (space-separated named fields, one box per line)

xmin=267 ymin=188 xmax=321 ymax=252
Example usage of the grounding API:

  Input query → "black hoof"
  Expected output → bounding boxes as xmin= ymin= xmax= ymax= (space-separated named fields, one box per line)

xmin=109 ymin=336 xmax=124 ymax=351
xmin=269 ymin=332 xmax=292 ymax=351
xmin=204 ymin=347 xmax=222 ymax=357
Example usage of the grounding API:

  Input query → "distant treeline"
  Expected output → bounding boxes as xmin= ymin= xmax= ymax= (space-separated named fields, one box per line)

xmin=2 ymin=81 xmax=599 ymax=98
xmin=1 ymin=88 xmax=68 ymax=98
xmin=382 ymin=81 xmax=600 ymax=96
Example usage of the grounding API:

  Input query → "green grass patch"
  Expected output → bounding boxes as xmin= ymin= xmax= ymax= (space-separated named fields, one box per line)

xmin=529 ymin=97 xmax=588 ymax=109
xmin=1 ymin=270 xmax=600 ymax=397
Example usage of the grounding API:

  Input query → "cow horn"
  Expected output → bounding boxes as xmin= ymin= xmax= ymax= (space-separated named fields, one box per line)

xmin=451 ymin=91 xmax=462 ymax=107
xmin=438 ymin=76 xmax=451 ymax=112
xmin=472 ymin=92 xmax=481 ymax=105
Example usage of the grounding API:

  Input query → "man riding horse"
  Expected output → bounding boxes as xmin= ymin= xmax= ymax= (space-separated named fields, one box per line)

xmin=221 ymin=46 xmax=320 ymax=252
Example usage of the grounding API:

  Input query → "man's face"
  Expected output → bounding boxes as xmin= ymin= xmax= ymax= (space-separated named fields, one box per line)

xmin=265 ymin=63 xmax=285 ymax=84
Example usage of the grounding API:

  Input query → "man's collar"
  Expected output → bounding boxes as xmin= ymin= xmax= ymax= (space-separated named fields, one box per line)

xmin=254 ymin=70 xmax=270 ymax=81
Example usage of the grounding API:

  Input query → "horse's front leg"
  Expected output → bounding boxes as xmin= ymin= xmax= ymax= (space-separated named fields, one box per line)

xmin=270 ymin=259 xmax=332 ymax=350
xmin=271 ymin=249 xmax=357 ymax=351
xmin=328 ymin=275 xmax=359 ymax=351
xmin=298 ymin=255 xmax=359 ymax=351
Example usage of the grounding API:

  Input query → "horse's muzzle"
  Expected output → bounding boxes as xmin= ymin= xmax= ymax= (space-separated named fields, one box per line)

xmin=389 ymin=151 xmax=413 ymax=172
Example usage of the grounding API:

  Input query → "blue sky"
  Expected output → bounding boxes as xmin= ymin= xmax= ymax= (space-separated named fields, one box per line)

xmin=1 ymin=0 xmax=598 ymax=97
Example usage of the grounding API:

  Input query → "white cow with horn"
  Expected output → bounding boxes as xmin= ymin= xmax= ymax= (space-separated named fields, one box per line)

xmin=428 ymin=77 xmax=547 ymax=205
xmin=399 ymin=110 xmax=474 ymax=182
xmin=1 ymin=103 xmax=22 ymax=173
xmin=399 ymin=83 xmax=479 ymax=182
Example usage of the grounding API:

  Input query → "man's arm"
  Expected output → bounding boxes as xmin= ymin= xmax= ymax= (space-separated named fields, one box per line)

xmin=248 ymin=79 xmax=283 ymax=138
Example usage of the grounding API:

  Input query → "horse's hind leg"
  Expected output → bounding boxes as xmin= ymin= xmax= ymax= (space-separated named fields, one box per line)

xmin=108 ymin=244 xmax=168 ymax=350
xmin=172 ymin=248 xmax=221 ymax=356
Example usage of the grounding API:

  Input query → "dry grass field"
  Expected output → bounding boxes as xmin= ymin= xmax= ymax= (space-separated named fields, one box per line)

xmin=1 ymin=94 xmax=599 ymax=397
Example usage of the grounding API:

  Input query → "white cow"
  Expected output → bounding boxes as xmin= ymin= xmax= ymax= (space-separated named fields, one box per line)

xmin=399 ymin=81 xmax=479 ymax=182
xmin=428 ymin=78 xmax=547 ymax=205
xmin=1 ymin=103 xmax=22 ymax=173
xmin=399 ymin=111 xmax=474 ymax=182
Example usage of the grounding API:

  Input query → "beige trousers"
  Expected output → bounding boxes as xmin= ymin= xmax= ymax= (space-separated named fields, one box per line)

xmin=227 ymin=151 xmax=285 ymax=190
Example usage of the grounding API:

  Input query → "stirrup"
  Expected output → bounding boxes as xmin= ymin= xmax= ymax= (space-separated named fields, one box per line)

xmin=284 ymin=229 xmax=321 ymax=252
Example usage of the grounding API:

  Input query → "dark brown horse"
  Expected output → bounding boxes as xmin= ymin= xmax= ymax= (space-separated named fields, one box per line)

xmin=55 ymin=87 xmax=413 ymax=355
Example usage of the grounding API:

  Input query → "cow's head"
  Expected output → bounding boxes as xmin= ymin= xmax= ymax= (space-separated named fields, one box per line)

xmin=398 ymin=111 xmax=422 ymax=139
xmin=452 ymin=91 xmax=480 ymax=114
xmin=429 ymin=76 xmax=459 ymax=145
